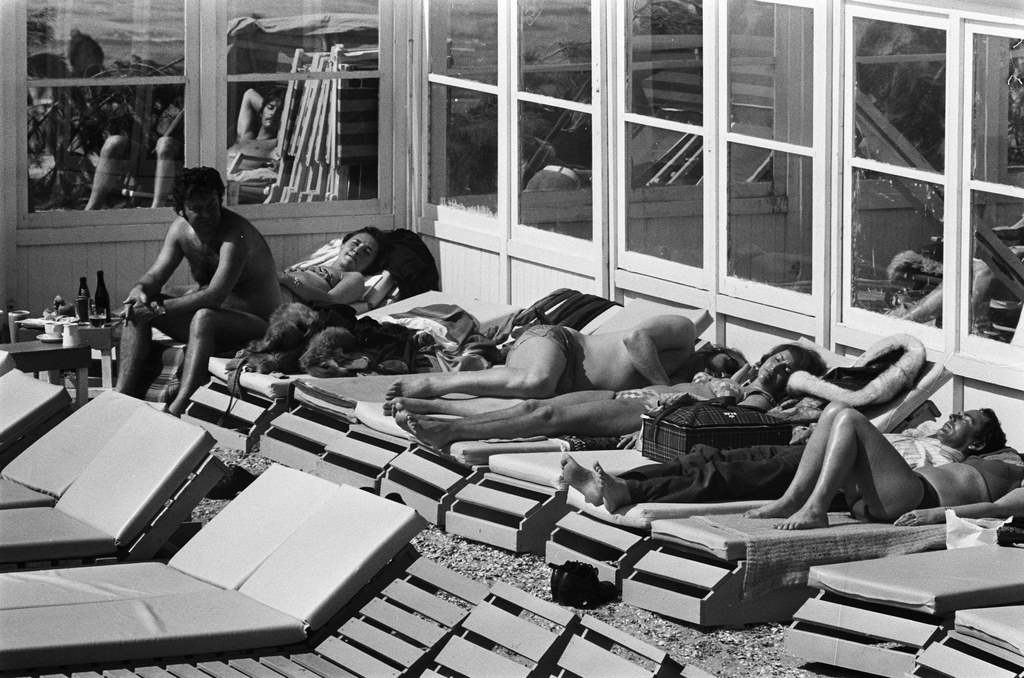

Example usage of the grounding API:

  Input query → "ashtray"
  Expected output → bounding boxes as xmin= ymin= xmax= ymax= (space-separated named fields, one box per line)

xmin=37 ymin=333 xmax=63 ymax=343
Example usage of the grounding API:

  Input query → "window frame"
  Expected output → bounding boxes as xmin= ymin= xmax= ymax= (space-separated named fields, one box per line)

xmin=14 ymin=0 xmax=396 ymax=236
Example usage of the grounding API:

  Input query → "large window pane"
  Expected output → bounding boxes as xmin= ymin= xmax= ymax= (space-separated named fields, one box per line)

xmin=28 ymin=3 xmax=184 ymax=79
xmin=226 ymin=3 xmax=380 ymax=204
xmin=972 ymin=34 xmax=1024 ymax=187
xmin=428 ymin=0 xmax=498 ymax=84
xmin=853 ymin=19 xmax=946 ymax=172
xmin=629 ymin=0 xmax=703 ymax=125
xmin=728 ymin=0 xmax=812 ymax=146
xmin=519 ymin=101 xmax=592 ymax=239
xmin=519 ymin=0 xmax=591 ymax=103
xmin=969 ymin=191 xmax=1024 ymax=343
xmin=26 ymin=3 xmax=185 ymax=212
xmin=850 ymin=169 xmax=944 ymax=322
xmin=227 ymin=1 xmax=379 ymax=74
xmin=625 ymin=123 xmax=702 ymax=266
xmin=429 ymin=84 xmax=498 ymax=214
xmin=727 ymin=144 xmax=812 ymax=290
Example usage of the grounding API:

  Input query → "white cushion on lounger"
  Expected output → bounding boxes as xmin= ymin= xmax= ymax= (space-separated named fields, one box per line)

xmin=489 ymin=450 xmax=651 ymax=489
xmin=0 ymin=481 xmax=51 ymax=509
xmin=0 ymin=508 xmax=113 ymax=562
xmin=207 ymin=356 xmax=297 ymax=399
xmin=171 ymin=465 xmax=425 ymax=628
xmin=956 ymin=605 xmax=1024 ymax=655
xmin=808 ymin=545 xmax=1024 ymax=615
xmin=569 ymin=490 xmax=770 ymax=530
xmin=0 ymin=370 xmax=69 ymax=455
xmin=0 ymin=351 xmax=13 ymax=376
xmin=361 ymin=291 xmax=519 ymax=333
xmin=56 ymin=408 xmax=213 ymax=546
xmin=354 ymin=401 xmax=411 ymax=440
xmin=2 ymin=391 xmax=150 ymax=504
xmin=450 ymin=438 xmax=568 ymax=466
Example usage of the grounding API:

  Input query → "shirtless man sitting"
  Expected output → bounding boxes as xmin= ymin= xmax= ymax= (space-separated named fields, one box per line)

xmin=387 ymin=314 xmax=702 ymax=402
xmin=116 ymin=167 xmax=281 ymax=416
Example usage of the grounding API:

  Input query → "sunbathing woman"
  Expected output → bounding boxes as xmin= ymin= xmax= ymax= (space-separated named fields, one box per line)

xmin=278 ymin=227 xmax=387 ymax=306
xmin=741 ymin=402 xmax=1016 ymax=529
xmin=393 ymin=344 xmax=825 ymax=451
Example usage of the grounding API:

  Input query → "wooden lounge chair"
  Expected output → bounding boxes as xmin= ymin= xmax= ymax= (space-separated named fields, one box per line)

xmin=428 ymin=579 xmax=706 ymax=678
xmin=786 ymin=545 xmax=1024 ymax=677
xmin=0 ymin=368 xmax=72 ymax=469
xmin=0 ymin=404 xmax=225 ymax=570
xmin=0 ymin=390 xmax=156 ymax=509
xmin=914 ymin=604 xmax=1024 ymax=677
xmin=0 ymin=464 xmax=426 ymax=672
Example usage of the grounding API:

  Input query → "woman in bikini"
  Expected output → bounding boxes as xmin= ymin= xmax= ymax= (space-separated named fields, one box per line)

xmin=742 ymin=402 xmax=1019 ymax=529
xmin=278 ymin=227 xmax=387 ymax=306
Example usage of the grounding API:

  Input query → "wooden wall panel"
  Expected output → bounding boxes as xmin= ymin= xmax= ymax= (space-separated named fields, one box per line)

xmin=509 ymin=259 xmax=596 ymax=306
xmin=434 ymin=240 xmax=502 ymax=301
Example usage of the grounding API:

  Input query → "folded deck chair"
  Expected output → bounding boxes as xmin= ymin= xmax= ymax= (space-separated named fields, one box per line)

xmin=0 ymin=390 xmax=154 ymax=510
xmin=428 ymin=579 xmax=705 ymax=678
xmin=0 ymin=405 xmax=225 ymax=569
xmin=0 ymin=368 xmax=72 ymax=469
xmin=189 ymin=292 xmax=520 ymax=453
xmin=915 ymin=603 xmax=1024 ymax=677
xmin=0 ymin=464 xmax=426 ymax=672
xmin=786 ymin=545 xmax=1024 ymax=678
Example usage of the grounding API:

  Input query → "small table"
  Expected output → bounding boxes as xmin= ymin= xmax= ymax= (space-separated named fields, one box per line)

xmin=15 ymin=320 xmax=122 ymax=391
xmin=3 ymin=340 xmax=91 ymax=407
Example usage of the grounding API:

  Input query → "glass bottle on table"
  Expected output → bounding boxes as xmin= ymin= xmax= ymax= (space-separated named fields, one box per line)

xmin=75 ymin=276 xmax=90 ymax=323
xmin=92 ymin=270 xmax=110 ymax=325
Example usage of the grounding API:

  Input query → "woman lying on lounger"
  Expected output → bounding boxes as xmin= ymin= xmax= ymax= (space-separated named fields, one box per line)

xmin=391 ymin=343 xmax=825 ymax=451
xmin=739 ymin=401 xmax=1020 ymax=530
xmin=277 ymin=227 xmax=387 ymax=306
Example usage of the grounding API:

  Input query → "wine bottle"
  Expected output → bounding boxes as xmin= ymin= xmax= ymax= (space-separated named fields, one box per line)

xmin=75 ymin=276 xmax=90 ymax=323
xmin=94 ymin=270 xmax=110 ymax=323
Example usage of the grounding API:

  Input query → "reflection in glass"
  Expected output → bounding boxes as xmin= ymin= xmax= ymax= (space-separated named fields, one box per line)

xmin=28 ymin=84 xmax=185 ymax=212
xmin=728 ymin=0 xmax=812 ymax=146
xmin=227 ymin=1 xmax=379 ymax=74
xmin=429 ymin=85 xmax=498 ymax=214
xmin=625 ymin=123 xmax=703 ymax=266
xmin=850 ymin=169 xmax=944 ymax=323
xmin=27 ymin=2 xmax=184 ymax=79
xmin=519 ymin=101 xmax=592 ymax=239
xmin=519 ymin=0 xmax=591 ymax=103
xmin=972 ymin=34 xmax=1024 ymax=187
xmin=429 ymin=0 xmax=498 ymax=84
xmin=727 ymin=144 xmax=812 ymax=290
xmin=853 ymin=18 xmax=946 ymax=172
xmin=969 ymin=191 xmax=1024 ymax=343
xmin=629 ymin=0 xmax=703 ymax=124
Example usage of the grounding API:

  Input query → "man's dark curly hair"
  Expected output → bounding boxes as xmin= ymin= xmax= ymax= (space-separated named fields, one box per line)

xmin=976 ymin=408 xmax=1008 ymax=453
xmin=172 ymin=166 xmax=226 ymax=215
xmin=342 ymin=227 xmax=390 ymax=275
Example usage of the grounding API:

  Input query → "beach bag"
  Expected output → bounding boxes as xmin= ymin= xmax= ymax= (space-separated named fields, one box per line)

xmin=639 ymin=396 xmax=792 ymax=463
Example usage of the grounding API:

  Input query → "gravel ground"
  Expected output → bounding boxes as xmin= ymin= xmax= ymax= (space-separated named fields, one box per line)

xmin=194 ymin=447 xmax=861 ymax=678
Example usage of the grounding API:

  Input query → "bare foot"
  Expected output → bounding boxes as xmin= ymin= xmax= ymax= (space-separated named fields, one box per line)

xmin=560 ymin=454 xmax=604 ymax=506
xmin=386 ymin=375 xmax=437 ymax=400
xmin=395 ymin=412 xmax=453 ymax=451
xmin=593 ymin=462 xmax=632 ymax=513
xmin=774 ymin=506 xmax=829 ymax=530
xmin=383 ymin=396 xmax=441 ymax=417
xmin=743 ymin=498 xmax=801 ymax=520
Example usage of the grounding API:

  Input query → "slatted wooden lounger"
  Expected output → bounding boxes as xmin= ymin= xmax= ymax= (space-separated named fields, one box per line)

xmin=0 ymin=403 xmax=225 ymax=570
xmin=428 ymin=579 xmax=709 ymax=678
xmin=0 ymin=368 xmax=72 ymax=469
xmin=786 ymin=545 xmax=1024 ymax=678
xmin=0 ymin=464 xmax=426 ymax=672
xmin=913 ymin=603 xmax=1024 ymax=677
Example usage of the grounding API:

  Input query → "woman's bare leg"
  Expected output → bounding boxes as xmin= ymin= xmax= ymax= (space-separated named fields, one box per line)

xmin=385 ymin=396 xmax=524 ymax=417
xmin=398 ymin=397 xmax=646 ymax=451
xmin=775 ymin=407 xmax=923 ymax=529
xmin=744 ymin=402 xmax=855 ymax=519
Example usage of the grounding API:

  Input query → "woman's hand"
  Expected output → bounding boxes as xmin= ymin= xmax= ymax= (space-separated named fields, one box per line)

xmin=894 ymin=507 xmax=945 ymax=526
xmin=617 ymin=431 xmax=641 ymax=449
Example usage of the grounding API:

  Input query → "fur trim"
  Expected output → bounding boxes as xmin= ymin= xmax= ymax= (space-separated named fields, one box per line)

xmin=786 ymin=334 xmax=927 ymax=408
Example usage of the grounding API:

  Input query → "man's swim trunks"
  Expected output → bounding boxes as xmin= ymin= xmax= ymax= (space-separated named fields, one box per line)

xmin=510 ymin=325 xmax=583 ymax=394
